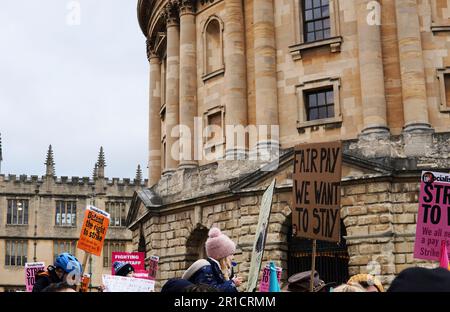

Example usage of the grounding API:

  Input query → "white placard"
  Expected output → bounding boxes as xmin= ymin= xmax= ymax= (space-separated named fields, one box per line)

xmin=102 ymin=274 xmax=155 ymax=292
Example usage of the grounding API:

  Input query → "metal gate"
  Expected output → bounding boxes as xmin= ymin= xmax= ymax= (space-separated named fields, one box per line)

xmin=287 ymin=220 xmax=349 ymax=285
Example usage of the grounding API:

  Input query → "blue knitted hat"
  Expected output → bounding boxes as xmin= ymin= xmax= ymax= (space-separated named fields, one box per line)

xmin=113 ymin=261 xmax=134 ymax=276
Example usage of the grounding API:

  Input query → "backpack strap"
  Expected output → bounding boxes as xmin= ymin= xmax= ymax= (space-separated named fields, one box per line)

xmin=182 ymin=259 xmax=211 ymax=281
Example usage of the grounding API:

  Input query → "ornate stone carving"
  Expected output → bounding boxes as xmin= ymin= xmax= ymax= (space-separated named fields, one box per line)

xmin=146 ymin=38 xmax=159 ymax=61
xmin=179 ymin=0 xmax=196 ymax=16
xmin=164 ymin=1 xmax=179 ymax=27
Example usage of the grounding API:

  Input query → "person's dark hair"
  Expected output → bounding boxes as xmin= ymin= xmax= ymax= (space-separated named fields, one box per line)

xmin=41 ymin=281 xmax=76 ymax=292
xmin=183 ymin=283 xmax=218 ymax=292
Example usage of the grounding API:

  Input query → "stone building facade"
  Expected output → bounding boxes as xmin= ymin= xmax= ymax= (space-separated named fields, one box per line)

xmin=129 ymin=0 xmax=450 ymax=290
xmin=0 ymin=146 xmax=146 ymax=291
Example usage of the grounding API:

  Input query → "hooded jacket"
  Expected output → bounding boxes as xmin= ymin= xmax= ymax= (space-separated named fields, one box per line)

xmin=182 ymin=258 xmax=237 ymax=292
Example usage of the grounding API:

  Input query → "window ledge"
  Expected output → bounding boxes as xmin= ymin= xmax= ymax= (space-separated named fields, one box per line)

xmin=54 ymin=225 xmax=77 ymax=228
xmin=202 ymin=67 xmax=225 ymax=82
xmin=431 ymin=24 xmax=450 ymax=33
xmin=297 ymin=116 xmax=343 ymax=133
xmin=289 ymin=36 xmax=343 ymax=61
xmin=5 ymin=224 xmax=28 ymax=227
xmin=439 ymin=105 xmax=450 ymax=113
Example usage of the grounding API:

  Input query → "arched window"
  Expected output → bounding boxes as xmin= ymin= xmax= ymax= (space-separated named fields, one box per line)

xmin=202 ymin=16 xmax=224 ymax=80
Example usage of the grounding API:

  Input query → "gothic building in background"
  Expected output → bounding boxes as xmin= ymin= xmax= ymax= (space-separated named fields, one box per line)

xmin=0 ymin=145 xmax=145 ymax=291
xmin=129 ymin=0 xmax=450 ymax=290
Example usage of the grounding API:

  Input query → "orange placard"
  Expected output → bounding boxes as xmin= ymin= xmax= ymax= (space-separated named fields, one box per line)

xmin=77 ymin=206 xmax=110 ymax=256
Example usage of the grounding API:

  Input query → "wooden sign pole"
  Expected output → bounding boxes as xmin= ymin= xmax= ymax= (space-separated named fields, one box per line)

xmin=76 ymin=252 xmax=90 ymax=292
xmin=309 ymin=240 xmax=317 ymax=292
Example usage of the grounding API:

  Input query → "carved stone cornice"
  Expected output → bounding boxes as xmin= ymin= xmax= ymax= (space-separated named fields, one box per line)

xmin=164 ymin=1 xmax=180 ymax=27
xmin=179 ymin=0 xmax=196 ymax=16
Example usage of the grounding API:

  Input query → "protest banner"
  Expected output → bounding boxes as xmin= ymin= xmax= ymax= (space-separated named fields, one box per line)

xmin=111 ymin=252 xmax=145 ymax=275
xmin=134 ymin=269 xmax=150 ymax=280
xmin=102 ymin=274 xmax=155 ymax=292
xmin=25 ymin=262 xmax=45 ymax=292
xmin=414 ymin=171 xmax=450 ymax=262
xmin=258 ymin=263 xmax=282 ymax=292
xmin=246 ymin=179 xmax=276 ymax=292
xmin=292 ymin=142 xmax=342 ymax=242
xmin=148 ymin=255 xmax=159 ymax=280
xmin=77 ymin=205 xmax=110 ymax=257
xmin=292 ymin=142 xmax=342 ymax=290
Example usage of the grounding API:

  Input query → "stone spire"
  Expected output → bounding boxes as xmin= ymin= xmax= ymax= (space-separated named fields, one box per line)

xmin=93 ymin=163 xmax=98 ymax=179
xmin=45 ymin=145 xmax=55 ymax=176
xmin=135 ymin=164 xmax=143 ymax=183
xmin=97 ymin=146 xmax=106 ymax=178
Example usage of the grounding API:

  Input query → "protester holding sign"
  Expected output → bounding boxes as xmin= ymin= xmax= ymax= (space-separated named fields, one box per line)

xmin=182 ymin=227 xmax=241 ymax=292
xmin=32 ymin=253 xmax=82 ymax=292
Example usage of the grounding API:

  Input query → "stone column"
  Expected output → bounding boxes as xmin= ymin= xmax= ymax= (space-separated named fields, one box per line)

xmin=395 ymin=0 xmax=432 ymax=133
xmin=224 ymin=0 xmax=248 ymax=159
xmin=356 ymin=0 xmax=389 ymax=136
xmin=164 ymin=3 xmax=180 ymax=175
xmin=147 ymin=40 xmax=162 ymax=186
xmin=179 ymin=0 xmax=198 ymax=169
xmin=254 ymin=0 xmax=278 ymax=148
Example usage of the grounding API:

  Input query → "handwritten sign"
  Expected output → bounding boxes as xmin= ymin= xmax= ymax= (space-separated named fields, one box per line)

xmin=77 ymin=206 xmax=110 ymax=256
xmin=148 ymin=255 xmax=159 ymax=280
xmin=292 ymin=142 xmax=342 ymax=242
xmin=25 ymin=262 xmax=45 ymax=292
xmin=246 ymin=179 xmax=276 ymax=292
xmin=258 ymin=264 xmax=282 ymax=292
xmin=414 ymin=171 xmax=450 ymax=261
xmin=102 ymin=274 xmax=155 ymax=292
xmin=111 ymin=252 xmax=145 ymax=275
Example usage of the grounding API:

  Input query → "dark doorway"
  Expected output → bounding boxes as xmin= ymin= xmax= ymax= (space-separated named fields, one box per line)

xmin=287 ymin=219 xmax=349 ymax=285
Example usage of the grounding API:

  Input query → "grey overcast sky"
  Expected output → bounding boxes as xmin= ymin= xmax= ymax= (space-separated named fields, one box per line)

xmin=0 ymin=0 xmax=149 ymax=179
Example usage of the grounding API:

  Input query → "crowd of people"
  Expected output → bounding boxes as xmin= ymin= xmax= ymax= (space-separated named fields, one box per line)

xmin=31 ymin=227 xmax=450 ymax=293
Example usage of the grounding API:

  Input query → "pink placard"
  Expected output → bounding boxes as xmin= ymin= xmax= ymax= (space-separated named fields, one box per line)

xmin=25 ymin=262 xmax=45 ymax=292
xmin=148 ymin=255 xmax=159 ymax=280
xmin=134 ymin=269 xmax=150 ymax=280
xmin=258 ymin=264 xmax=282 ymax=292
xmin=111 ymin=252 xmax=145 ymax=275
xmin=414 ymin=171 xmax=450 ymax=261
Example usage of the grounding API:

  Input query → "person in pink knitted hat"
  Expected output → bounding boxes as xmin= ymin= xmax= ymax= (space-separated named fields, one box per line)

xmin=182 ymin=227 xmax=242 ymax=292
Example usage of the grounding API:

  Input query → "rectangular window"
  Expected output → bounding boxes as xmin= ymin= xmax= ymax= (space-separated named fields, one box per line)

xmin=445 ymin=74 xmax=450 ymax=107
xmin=207 ymin=111 xmax=222 ymax=142
xmin=7 ymin=199 xmax=29 ymax=225
xmin=305 ymin=88 xmax=335 ymax=121
xmin=303 ymin=0 xmax=331 ymax=43
xmin=105 ymin=202 xmax=127 ymax=227
xmin=55 ymin=201 xmax=77 ymax=226
xmin=103 ymin=241 xmax=126 ymax=267
xmin=53 ymin=240 xmax=77 ymax=262
xmin=5 ymin=240 xmax=27 ymax=266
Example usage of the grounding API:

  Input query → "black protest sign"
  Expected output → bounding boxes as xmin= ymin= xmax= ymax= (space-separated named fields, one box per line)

xmin=292 ymin=142 xmax=342 ymax=242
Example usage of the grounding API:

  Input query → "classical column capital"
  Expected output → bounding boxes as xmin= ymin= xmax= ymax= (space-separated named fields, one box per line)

xmin=146 ymin=39 xmax=159 ymax=62
xmin=164 ymin=1 xmax=180 ymax=27
xmin=179 ymin=0 xmax=196 ymax=16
